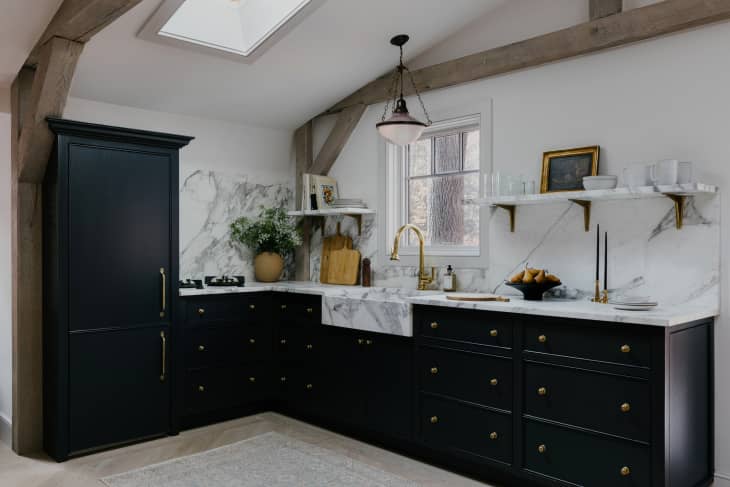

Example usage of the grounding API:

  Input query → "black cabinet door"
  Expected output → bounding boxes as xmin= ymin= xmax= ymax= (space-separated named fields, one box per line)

xmin=319 ymin=327 xmax=365 ymax=427
xmin=68 ymin=326 xmax=169 ymax=453
xmin=67 ymin=143 xmax=172 ymax=331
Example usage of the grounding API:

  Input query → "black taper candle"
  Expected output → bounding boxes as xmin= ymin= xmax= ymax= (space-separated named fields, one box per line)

xmin=603 ymin=232 xmax=608 ymax=290
xmin=595 ymin=224 xmax=600 ymax=281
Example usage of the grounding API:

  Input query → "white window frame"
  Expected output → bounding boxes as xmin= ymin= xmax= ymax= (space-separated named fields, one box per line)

xmin=380 ymin=100 xmax=492 ymax=269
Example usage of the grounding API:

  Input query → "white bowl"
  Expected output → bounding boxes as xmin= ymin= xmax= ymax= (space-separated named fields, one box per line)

xmin=583 ymin=175 xmax=618 ymax=190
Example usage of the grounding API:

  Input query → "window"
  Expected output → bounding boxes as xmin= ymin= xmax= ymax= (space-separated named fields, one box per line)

xmin=385 ymin=112 xmax=487 ymax=261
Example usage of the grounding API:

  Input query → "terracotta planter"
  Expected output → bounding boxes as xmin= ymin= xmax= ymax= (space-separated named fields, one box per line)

xmin=254 ymin=252 xmax=284 ymax=282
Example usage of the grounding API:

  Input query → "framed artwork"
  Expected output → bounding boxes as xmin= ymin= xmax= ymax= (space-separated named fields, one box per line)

xmin=312 ymin=175 xmax=339 ymax=209
xmin=540 ymin=146 xmax=600 ymax=193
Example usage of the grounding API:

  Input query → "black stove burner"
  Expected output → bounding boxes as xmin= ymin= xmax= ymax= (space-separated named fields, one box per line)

xmin=179 ymin=279 xmax=203 ymax=289
xmin=205 ymin=275 xmax=245 ymax=287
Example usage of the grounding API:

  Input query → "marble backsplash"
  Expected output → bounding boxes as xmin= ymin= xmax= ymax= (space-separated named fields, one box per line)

xmin=180 ymin=170 xmax=294 ymax=280
xmin=307 ymin=193 xmax=720 ymax=309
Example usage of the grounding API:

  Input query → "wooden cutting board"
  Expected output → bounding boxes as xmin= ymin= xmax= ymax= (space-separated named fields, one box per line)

xmin=446 ymin=293 xmax=510 ymax=302
xmin=320 ymin=230 xmax=352 ymax=284
xmin=326 ymin=248 xmax=361 ymax=285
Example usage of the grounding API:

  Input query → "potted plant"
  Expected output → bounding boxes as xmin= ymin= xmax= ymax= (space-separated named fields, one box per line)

xmin=230 ymin=207 xmax=302 ymax=282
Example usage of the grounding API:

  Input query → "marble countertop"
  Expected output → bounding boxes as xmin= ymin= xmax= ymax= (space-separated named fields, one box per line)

xmin=180 ymin=282 xmax=718 ymax=333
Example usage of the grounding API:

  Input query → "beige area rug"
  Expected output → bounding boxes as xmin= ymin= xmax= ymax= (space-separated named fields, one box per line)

xmin=101 ymin=431 xmax=418 ymax=486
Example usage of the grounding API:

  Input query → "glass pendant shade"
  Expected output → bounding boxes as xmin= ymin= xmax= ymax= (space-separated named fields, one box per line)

xmin=376 ymin=111 xmax=427 ymax=146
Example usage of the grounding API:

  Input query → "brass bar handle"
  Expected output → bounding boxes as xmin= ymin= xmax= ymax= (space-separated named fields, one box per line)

xmin=160 ymin=331 xmax=167 ymax=382
xmin=159 ymin=268 xmax=166 ymax=318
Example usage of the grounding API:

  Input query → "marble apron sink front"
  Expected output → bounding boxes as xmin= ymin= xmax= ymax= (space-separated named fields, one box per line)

xmin=321 ymin=287 xmax=440 ymax=337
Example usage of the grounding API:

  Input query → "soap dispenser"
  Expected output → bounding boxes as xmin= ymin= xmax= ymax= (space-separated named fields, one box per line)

xmin=443 ymin=265 xmax=456 ymax=292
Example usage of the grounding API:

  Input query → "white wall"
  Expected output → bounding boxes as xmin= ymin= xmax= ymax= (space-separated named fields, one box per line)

xmin=0 ymin=88 xmax=12 ymax=443
xmin=323 ymin=2 xmax=730 ymax=479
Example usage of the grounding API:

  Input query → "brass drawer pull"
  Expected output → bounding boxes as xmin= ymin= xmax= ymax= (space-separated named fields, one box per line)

xmin=620 ymin=402 xmax=631 ymax=413
xmin=249 ymin=304 xmax=256 ymax=310
xmin=281 ymin=304 xmax=287 ymax=310
xmin=537 ymin=444 xmax=547 ymax=454
xmin=365 ymin=339 xmax=373 ymax=346
xmin=306 ymin=307 xmax=314 ymax=314
xmin=198 ymin=345 xmax=205 ymax=352
xmin=306 ymin=344 xmax=313 ymax=350
xmin=620 ymin=344 xmax=631 ymax=353
xmin=537 ymin=387 xmax=548 ymax=396
xmin=159 ymin=268 xmax=166 ymax=318
xmin=306 ymin=383 xmax=313 ymax=390
xmin=620 ymin=466 xmax=631 ymax=477
xmin=198 ymin=385 xmax=205 ymax=392
xmin=280 ymin=339 xmax=287 ymax=345
xmin=430 ymin=322 xmax=439 ymax=329
xmin=489 ymin=329 xmax=498 ymax=337
xmin=280 ymin=376 xmax=287 ymax=382
xmin=430 ymin=367 xmax=438 ymax=375
xmin=249 ymin=338 xmax=256 ymax=344
xmin=538 ymin=334 xmax=547 ymax=343
xmin=430 ymin=416 xmax=439 ymax=424
xmin=489 ymin=432 xmax=498 ymax=440
xmin=249 ymin=377 xmax=256 ymax=383
xmin=159 ymin=331 xmax=166 ymax=382
xmin=490 ymin=378 xmax=498 ymax=386
xmin=198 ymin=308 xmax=205 ymax=316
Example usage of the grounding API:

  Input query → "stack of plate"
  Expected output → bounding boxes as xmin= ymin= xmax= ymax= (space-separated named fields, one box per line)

xmin=610 ymin=296 xmax=658 ymax=311
xmin=331 ymin=198 xmax=367 ymax=209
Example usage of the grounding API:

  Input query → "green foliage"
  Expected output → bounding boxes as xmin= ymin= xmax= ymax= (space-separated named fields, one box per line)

xmin=230 ymin=207 xmax=302 ymax=256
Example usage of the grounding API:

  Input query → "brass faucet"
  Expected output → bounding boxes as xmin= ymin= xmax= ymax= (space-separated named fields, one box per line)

xmin=390 ymin=224 xmax=435 ymax=291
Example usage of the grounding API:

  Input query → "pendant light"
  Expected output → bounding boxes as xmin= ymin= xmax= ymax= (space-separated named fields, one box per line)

xmin=376 ymin=35 xmax=432 ymax=146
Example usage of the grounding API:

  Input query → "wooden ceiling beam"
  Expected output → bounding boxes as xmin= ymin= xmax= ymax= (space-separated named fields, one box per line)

xmin=310 ymin=104 xmax=366 ymax=176
xmin=590 ymin=0 xmax=623 ymax=20
xmin=26 ymin=0 xmax=143 ymax=67
xmin=323 ymin=0 xmax=730 ymax=115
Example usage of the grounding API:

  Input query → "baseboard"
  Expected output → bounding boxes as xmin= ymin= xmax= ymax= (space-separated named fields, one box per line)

xmin=0 ymin=414 xmax=10 ymax=447
xmin=714 ymin=472 xmax=730 ymax=486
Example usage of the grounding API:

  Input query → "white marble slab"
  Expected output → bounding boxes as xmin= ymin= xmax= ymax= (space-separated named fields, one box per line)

xmin=180 ymin=282 xmax=717 ymax=333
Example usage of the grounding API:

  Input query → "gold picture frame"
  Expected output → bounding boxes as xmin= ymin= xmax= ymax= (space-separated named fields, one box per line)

xmin=540 ymin=146 xmax=600 ymax=193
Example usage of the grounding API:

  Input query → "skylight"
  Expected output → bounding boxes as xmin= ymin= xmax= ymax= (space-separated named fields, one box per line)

xmin=140 ymin=0 xmax=319 ymax=62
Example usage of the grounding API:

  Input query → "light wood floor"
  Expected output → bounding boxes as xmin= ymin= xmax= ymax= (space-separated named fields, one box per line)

xmin=0 ymin=412 xmax=493 ymax=486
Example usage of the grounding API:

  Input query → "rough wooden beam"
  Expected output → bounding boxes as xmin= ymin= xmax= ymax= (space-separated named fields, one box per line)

xmin=26 ymin=0 xmax=143 ymax=66
xmin=10 ymin=69 xmax=45 ymax=455
xmin=294 ymin=122 xmax=313 ymax=281
xmin=324 ymin=0 xmax=730 ymax=115
xmin=310 ymin=104 xmax=366 ymax=176
xmin=590 ymin=0 xmax=623 ymax=20
xmin=18 ymin=37 xmax=84 ymax=183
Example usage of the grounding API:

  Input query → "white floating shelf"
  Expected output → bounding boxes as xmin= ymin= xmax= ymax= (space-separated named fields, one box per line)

xmin=468 ymin=183 xmax=718 ymax=232
xmin=287 ymin=208 xmax=375 ymax=235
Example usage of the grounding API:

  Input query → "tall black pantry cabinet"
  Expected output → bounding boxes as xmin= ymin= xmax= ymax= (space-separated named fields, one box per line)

xmin=43 ymin=118 xmax=193 ymax=461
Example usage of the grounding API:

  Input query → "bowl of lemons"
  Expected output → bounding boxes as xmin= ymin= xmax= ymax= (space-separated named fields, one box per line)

xmin=505 ymin=267 xmax=561 ymax=301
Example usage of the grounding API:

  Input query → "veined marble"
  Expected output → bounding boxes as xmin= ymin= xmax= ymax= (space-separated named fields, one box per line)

xmin=180 ymin=170 xmax=294 ymax=281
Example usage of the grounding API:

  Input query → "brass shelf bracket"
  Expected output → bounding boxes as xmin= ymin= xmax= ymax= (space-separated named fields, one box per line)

xmin=495 ymin=204 xmax=516 ymax=232
xmin=569 ymin=199 xmax=592 ymax=232
xmin=665 ymin=194 xmax=686 ymax=230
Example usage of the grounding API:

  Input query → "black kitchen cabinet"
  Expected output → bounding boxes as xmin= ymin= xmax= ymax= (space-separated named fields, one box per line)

xmin=43 ymin=119 xmax=192 ymax=461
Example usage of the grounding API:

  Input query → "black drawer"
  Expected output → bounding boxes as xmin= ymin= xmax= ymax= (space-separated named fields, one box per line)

xmin=185 ymin=295 xmax=261 ymax=324
xmin=524 ymin=419 xmax=650 ymax=487
xmin=275 ymin=327 xmax=320 ymax=361
xmin=420 ymin=395 xmax=512 ymax=465
xmin=524 ymin=362 xmax=651 ymax=442
xmin=416 ymin=308 xmax=513 ymax=348
xmin=419 ymin=346 xmax=512 ymax=411
xmin=273 ymin=293 xmax=321 ymax=326
xmin=277 ymin=363 xmax=321 ymax=412
xmin=185 ymin=325 xmax=270 ymax=369
xmin=524 ymin=321 xmax=651 ymax=368
xmin=184 ymin=364 xmax=269 ymax=415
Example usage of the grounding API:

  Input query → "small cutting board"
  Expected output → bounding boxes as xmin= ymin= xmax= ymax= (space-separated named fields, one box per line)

xmin=446 ymin=293 xmax=510 ymax=302
xmin=326 ymin=248 xmax=361 ymax=285
xmin=320 ymin=228 xmax=352 ymax=284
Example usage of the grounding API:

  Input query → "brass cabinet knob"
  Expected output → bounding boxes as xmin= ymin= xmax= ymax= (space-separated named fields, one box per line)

xmin=430 ymin=416 xmax=439 ymax=424
xmin=357 ymin=338 xmax=365 ymax=345
xmin=198 ymin=385 xmax=205 ymax=392
xmin=538 ymin=334 xmax=547 ymax=343
xmin=537 ymin=444 xmax=547 ymax=454
xmin=280 ymin=339 xmax=287 ymax=345
xmin=249 ymin=338 xmax=256 ymax=344
xmin=197 ymin=308 xmax=205 ymax=316
xmin=489 ymin=329 xmax=498 ymax=337
xmin=620 ymin=402 xmax=631 ymax=413
xmin=621 ymin=344 xmax=631 ymax=353
xmin=490 ymin=378 xmax=498 ymax=386
xmin=249 ymin=377 xmax=256 ymax=383
xmin=620 ymin=466 xmax=631 ymax=477
xmin=281 ymin=304 xmax=287 ymax=310
xmin=430 ymin=322 xmax=439 ymax=329
xmin=280 ymin=376 xmax=287 ymax=382
xmin=537 ymin=387 xmax=548 ymax=396
xmin=198 ymin=345 xmax=205 ymax=352
xmin=306 ymin=383 xmax=313 ymax=390
xmin=249 ymin=304 xmax=256 ymax=310
xmin=430 ymin=367 xmax=439 ymax=375
xmin=306 ymin=344 xmax=313 ymax=350
xmin=306 ymin=307 xmax=314 ymax=314
xmin=366 ymin=339 xmax=373 ymax=346
xmin=489 ymin=432 xmax=498 ymax=440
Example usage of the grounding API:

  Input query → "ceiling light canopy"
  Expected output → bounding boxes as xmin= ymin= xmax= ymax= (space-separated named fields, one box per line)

xmin=376 ymin=35 xmax=432 ymax=146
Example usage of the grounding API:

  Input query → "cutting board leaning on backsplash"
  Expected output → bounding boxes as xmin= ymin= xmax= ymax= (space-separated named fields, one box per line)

xmin=320 ymin=227 xmax=353 ymax=284
xmin=327 ymin=247 xmax=361 ymax=285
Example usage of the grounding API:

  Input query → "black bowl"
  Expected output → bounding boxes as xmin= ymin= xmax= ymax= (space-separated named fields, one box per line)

xmin=504 ymin=281 xmax=561 ymax=301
